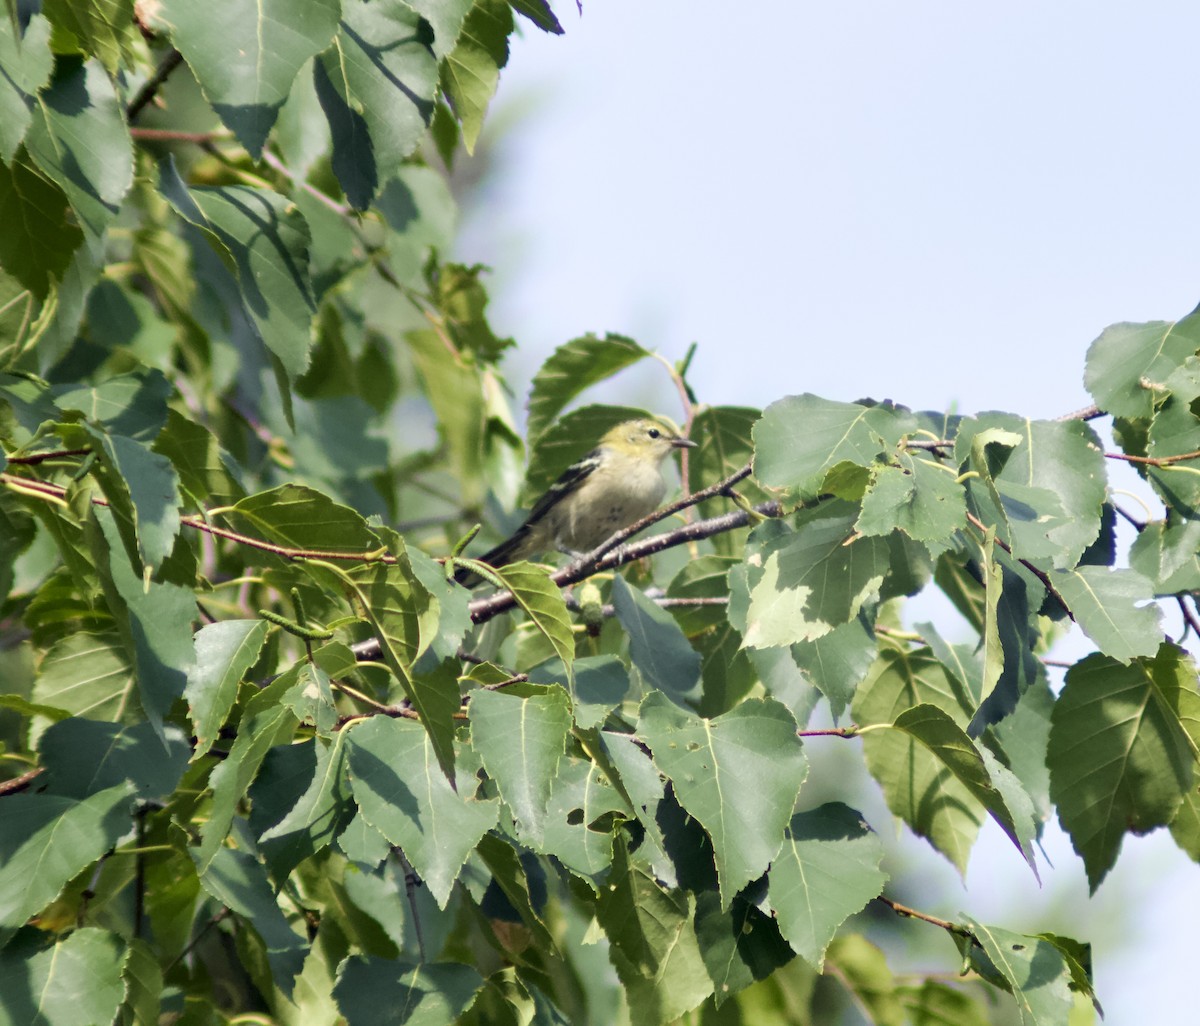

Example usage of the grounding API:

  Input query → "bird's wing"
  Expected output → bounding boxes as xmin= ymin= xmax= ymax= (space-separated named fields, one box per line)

xmin=521 ymin=445 xmax=603 ymax=526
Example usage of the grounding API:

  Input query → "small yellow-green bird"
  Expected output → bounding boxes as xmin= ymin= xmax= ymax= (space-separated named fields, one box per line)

xmin=455 ymin=417 xmax=696 ymax=586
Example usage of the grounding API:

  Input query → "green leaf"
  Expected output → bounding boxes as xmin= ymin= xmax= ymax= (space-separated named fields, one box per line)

xmin=856 ymin=449 xmax=965 ymax=550
xmin=533 ymin=653 xmax=628 ymax=729
xmin=474 ymin=832 xmax=555 ymax=950
xmin=967 ymin=552 xmax=1043 ymax=734
xmin=158 ymin=157 xmax=317 ymax=382
xmin=24 ymin=57 xmax=132 ymax=242
xmin=231 ymin=483 xmax=381 ymax=554
xmin=1048 ymin=644 xmax=1200 ymax=891
xmin=315 ymin=0 xmax=438 ymax=209
xmin=192 ymin=846 xmax=308 ymax=1000
xmin=611 ymin=574 xmax=700 ymax=706
xmin=334 ymin=958 xmax=484 ymax=1026
xmin=403 ymin=327 xmax=487 ymax=503
xmin=753 ymin=394 xmax=915 ymax=496
xmin=87 ymin=429 xmax=182 ymax=572
xmin=734 ymin=505 xmax=889 ymax=647
xmin=153 ymin=408 xmax=245 ymax=510
xmin=38 ymin=720 xmax=189 ymax=801
xmin=767 ymin=803 xmax=887 ymax=966
xmin=788 ymin=614 xmax=877 ymax=720
xmin=526 ymin=334 xmax=650 ymax=442
xmin=0 ymin=927 xmax=128 ymax=1026
xmin=196 ymin=672 xmax=299 ymax=871
xmin=956 ymin=414 xmax=1107 ymax=569
xmin=42 ymin=0 xmax=141 ymax=73
xmin=991 ymin=678 xmax=1055 ymax=829
xmin=1145 ymin=395 xmax=1200 ymax=515
xmin=965 ymin=918 xmax=1073 ymax=1026
xmin=890 ymin=704 xmax=1037 ymax=872
xmin=186 ymin=619 xmax=270 ymax=761
xmin=509 ymin=0 xmax=563 ymax=34
xmin=687 ymin=406 xmax=765 ymax=548
xmin=345 ymin=715 xmax=500 ymax=908
xmin=119 ymin=936 xmax=163 ymax=1026
xmin=539 ymin=755 xmax=628 ymax=880
xmin=93 ymin=509 xmax=194 ymax=739
xmin=0 ymin=784 xmax=133 ymax=944
xmin=376 ymin=165 xmax=459 ymax=282
xmin=53 ymin=367 xmax=173 ymax=442
xmin=1084 ymin=311 xmax=1200 ymax=420
xmin=155 ymin=0 xmax=340 ymax=157
xmin=0 ymin=151 xmax=83 ymax=299
xmin=259 ymin=732 xmax=352 ymax=876
xmin=29 ymin=631 xmax=135 ymax=728
xmin=440 ymin=0 xmax=512 ymax=154
xmin=594 ymin=844 xmax=713 ymax=1026
xmin=467 ymin=683 xmax=572 ymax=846
xmin=824 ymin=935 xmax=904 ymax=1026
xmin=898 ymin=981 xmax=990 ymax=1026
xmin=637 ymin=692 xmax=807 ymax=907
xmin=692 ymin=889 xmax=794 ymax=1006
xmin=1048 ymin=566 xmax=1162 ymax=663
xmin=1129 ymin=518 xmax=1200 ymax=593
xmin=851 ymin=648 xmax=982 ymax=875
xmin=348 ymin=564 xmax=459 ymax=780
xmin=0 ymin=13 xmax=52 ymax=161
xmin=494 ymin=562 xmax=575 ymax=678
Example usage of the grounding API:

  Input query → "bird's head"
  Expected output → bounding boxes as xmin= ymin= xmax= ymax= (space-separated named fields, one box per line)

xmin=600 ymin=418 xmax=697 ymax=462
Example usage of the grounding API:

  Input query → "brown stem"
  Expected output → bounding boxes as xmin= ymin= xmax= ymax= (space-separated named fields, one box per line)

xmin=964 ymin=511 xmax=1069 ymax=614
xmin=130 ymin=128 xmax=226 ymax=143
xmin=126 ymin=48 xmax=185 ymax=122
xmin=1106 ymin=448 xmax=1200 ymax=469
xmin=1 ymin=472 xmax=400 ymax=564
xmin=3 ymin=448 xmax=91 ymax=465
xmin=875 ymin=895 xmax=971 ymax=937
xmin=0 ymin=767 xmax=44 ymax=796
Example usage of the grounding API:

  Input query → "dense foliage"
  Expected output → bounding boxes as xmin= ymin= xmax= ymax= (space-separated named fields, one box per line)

xmin=2 ymin=2 xmax=1199 ymax=1024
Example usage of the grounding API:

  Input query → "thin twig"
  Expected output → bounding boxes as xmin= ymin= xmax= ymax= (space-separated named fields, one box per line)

xmin=1177 ymin=596 xmax=1200 ymax=641
xmin=259 ymin=148 xmax=354 ymax=218
xmin=1105 ymin=448 xmax=1200 ymax=469
xmin=166 ymin=907 xmax=232 ymax=971
xmin=1056 ymin=404 xmax=1104 ymax=422
xmin=874 ymin=895 xmax=971 ymax=937
xmin=562 ymin=594 xmax=729 ymax=617
xmin=126 ymin=48 xmax=184 ymax=122
xmin=964 ymin=511 xmax=1069 ymax=614
xmin=0 ymin=767 xmax=44 ymax=796
xmin=130 ymin=127 xmax=227 ymax=143
xmin=3 ymin=447 xmax=91 ymax=465
xmin=1 ymin=472 xmax=400 ymax=564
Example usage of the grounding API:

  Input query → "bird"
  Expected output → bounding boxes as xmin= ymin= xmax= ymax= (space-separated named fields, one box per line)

xmin=454 ymin=417 xmax=697 ymax=586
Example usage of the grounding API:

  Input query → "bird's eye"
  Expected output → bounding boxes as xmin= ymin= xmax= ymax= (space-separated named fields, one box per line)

xmin=647 ymin=428 xmax=661 ymax=439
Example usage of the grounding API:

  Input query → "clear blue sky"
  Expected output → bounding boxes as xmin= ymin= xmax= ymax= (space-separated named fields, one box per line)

xmin=455 ymin=2 xmax=1200 ymax=1020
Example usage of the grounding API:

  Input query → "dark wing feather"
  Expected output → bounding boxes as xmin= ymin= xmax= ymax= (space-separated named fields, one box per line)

xmin=454 ymin=447 xmax=602 ymax=585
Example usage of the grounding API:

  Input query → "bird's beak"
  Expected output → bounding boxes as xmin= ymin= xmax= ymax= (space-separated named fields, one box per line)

xmin=672 ymin=437 xmax=698 ymax=448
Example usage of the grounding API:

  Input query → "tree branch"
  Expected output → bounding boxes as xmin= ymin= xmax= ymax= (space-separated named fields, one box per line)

xmin=465 ymin=497 xmax=781 ymax=628
xmin=1106 ymin=447 xmax=1200 ymax=469
xmin=874 ymin=894 xmax=971 ymax=937
xmin=126 ymin=48 xmax=184 ymax=123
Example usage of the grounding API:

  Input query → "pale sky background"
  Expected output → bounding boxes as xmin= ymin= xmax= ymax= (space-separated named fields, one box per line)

xmin=454 ymin=2 xmax=1200 ymax=1022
